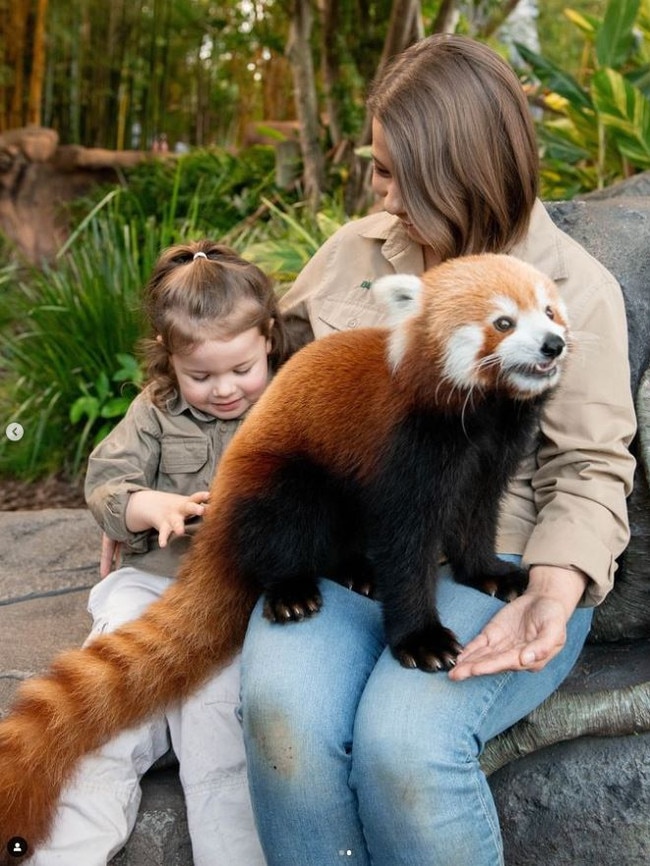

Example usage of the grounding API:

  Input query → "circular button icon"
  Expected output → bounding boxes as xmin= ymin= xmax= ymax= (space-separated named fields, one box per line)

xmin=5 ymin=422 xmax=24 ymax=442
xmin=7 ymin=837 xmax=29 ymax=858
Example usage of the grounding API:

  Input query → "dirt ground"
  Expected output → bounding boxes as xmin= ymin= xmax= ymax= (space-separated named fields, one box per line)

xmin=0 ymin=474 xmax=86 ymax=510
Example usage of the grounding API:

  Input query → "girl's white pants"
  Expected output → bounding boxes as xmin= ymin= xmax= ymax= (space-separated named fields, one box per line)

xmin=27 ymin=567 xmax=265 ymax=866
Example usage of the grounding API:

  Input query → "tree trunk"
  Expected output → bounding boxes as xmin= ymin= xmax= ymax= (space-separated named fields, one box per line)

xmin=27 ymin=0 xmax=49 ymax=126
xmin=481 ymin=680 xmax=650 ymax=776
xmin=343 ymin=0 xmax=423 ymax=215
xmin=432 ymin=0 xmax=459 ymax=33
xmin=318 ymin=0 xmax=343 ymax=147
xmin=8 ymin=0 xmax=29 ymax=129
xmin=286 ymin=0 xmax=326 ymax=209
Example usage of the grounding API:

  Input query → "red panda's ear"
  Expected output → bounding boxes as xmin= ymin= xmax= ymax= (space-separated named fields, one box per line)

xmin=371 ymin=274 xmax=423 ymax=329
xmin=372 ymin=274 xmax=424 ymax=372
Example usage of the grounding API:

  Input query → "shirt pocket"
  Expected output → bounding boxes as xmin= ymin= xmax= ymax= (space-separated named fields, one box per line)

xmin=160 ymin=436 xmax=209 ymax=474
xmin=317 ymin=290 xmax=387 ymax=333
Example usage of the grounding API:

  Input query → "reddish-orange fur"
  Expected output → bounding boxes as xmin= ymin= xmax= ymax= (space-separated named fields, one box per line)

xmin=0 ymin=255 xmax=567 ymax=860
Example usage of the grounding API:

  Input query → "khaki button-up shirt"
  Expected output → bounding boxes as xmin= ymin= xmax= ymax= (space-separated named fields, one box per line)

xmin=84 ymin=386 xmax=244 ymax=578
xmin=279 ymin=200 xmax=637 ymax=605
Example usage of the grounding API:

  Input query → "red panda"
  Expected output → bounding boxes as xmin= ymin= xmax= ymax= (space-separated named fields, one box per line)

xmin=0 ymin=253 xmax=569 ymax=859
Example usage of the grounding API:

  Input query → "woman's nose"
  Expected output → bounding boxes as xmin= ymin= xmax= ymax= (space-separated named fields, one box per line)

xmin=383 ymin=180 xmax=404 ymax=216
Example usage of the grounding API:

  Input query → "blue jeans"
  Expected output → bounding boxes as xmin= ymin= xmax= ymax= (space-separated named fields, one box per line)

xmin=240 ymin=562 xmax=592 ymax=866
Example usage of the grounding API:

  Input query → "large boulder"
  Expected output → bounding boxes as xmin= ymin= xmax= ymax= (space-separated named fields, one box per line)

xmin=487 ymin=180 xmax=650 ymax=865
xmin=544 ymin=184 xmax=650 ymax=643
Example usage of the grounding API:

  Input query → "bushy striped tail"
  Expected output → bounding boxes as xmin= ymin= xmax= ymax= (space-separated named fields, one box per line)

xmin=0 ymin=547 xmax=258 ymax=862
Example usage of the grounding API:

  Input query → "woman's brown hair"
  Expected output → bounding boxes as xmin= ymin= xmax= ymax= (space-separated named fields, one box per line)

xmin=142 ymin=240 xmax=292 ymax=407
xmin=367 ymin=34 xmax=539 ymax=261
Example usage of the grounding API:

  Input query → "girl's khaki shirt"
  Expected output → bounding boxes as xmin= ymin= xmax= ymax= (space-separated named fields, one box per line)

xmin=279 ymin=200 xmax=637 ymax=606
xmin=84 ymin=387 xmax=244 ymax=578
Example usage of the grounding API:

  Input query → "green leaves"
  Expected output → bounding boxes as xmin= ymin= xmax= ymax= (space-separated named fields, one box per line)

xmin=516 ymin=43 xmax=593 ymax=111
xmin=518 ymin=0 xmax=650 ymax=198
xmin=592 ymin=68 xmax=650 ymax=168
xmin=595 ymin=0 xmax=641 ymax=68
xmin=69 ymin=356 xmax=143 ymax=476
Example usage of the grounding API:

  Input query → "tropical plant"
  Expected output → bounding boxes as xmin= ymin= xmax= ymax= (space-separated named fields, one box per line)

xmin=0 ymin=176 xmax=211 ymax=480
xmin=67 ymin=353 xmax=144 ymax=477
xmin=517 ymin=0 xmax=650 ymax=198
xmin=231 ymin=194 xmax=347 ymax=288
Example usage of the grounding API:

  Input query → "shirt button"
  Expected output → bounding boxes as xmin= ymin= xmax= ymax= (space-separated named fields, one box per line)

xmin=347 ymin=318 xmax=359 ymax=328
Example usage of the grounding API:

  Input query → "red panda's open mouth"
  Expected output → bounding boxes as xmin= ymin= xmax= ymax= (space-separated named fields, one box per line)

xmin=533 ymin=359 xmax=559 ymax=376
xmin=509 ymin=360 xmax=560 ymax=380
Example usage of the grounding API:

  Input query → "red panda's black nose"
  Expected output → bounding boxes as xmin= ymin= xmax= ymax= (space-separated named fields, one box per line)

xmin=541 ymin=334 xmax=565 ymax=358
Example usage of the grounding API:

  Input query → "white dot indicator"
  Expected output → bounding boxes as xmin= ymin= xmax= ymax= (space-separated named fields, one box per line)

xmin=5 ymin=422 xmax=24 ymax=441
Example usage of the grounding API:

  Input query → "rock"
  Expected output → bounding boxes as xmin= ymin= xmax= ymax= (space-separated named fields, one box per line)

xmin=54 ymin=144 xmax=147 ymax=172
xmin=546 ymin=196 xmax=650 ymax=392
xmin=108 ymin=770 xmax=191 ymax=866
xmin=493 ymin=732 xmax=650 ymax=866
xmin=0 ymin=509 xmax=100 ymax=712
xmin=543 ymin=178 xmax=650 ymax=643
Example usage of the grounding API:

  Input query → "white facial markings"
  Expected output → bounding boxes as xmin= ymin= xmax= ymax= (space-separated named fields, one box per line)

xmin=491 ymin=294 xmax=520 ymax=323
xmin=443 ymin=324 xmax=485 ymax=388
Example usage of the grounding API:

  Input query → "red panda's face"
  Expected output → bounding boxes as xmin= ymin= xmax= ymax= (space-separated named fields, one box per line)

xmin=371 ymin=254 xmax=570 ymax=402
xmin=431 ymin=259 xmax=569 ymax=398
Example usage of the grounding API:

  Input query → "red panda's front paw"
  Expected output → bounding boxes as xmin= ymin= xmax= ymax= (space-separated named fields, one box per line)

xmin=262 ymin=580 xmax=322 ymax=623
xmin=392 ymin=625 xmax=463 ymax=672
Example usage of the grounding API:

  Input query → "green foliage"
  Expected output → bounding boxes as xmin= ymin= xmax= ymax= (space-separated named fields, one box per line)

xmin=0 ymin=173 xmax=212 ymax=481
xmin=68 ymin=146 xmax=284 ymax=240
xmin=0 ymin=212 xmax=147 ymax=479
xmin=537 ymin=1 xmax=605 ymax=70
xmin=232 ymin=196 xmax=346 ymax=287
xmin=0 ymin=151 xmax=343 ymax=482
xmin=518 ymin=0 xmax=650 ymax=198
xmin=68 ymin=354 xmax=144 ymax=477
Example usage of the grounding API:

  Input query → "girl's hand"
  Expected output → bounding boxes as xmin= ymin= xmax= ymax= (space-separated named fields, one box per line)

xmin=449 ymin=565 xmax=588 ymax=680
xmin=125 ymin=489 xmax=211 ymax=547
xmin=99 ymin=533 xmax=122 ymax=578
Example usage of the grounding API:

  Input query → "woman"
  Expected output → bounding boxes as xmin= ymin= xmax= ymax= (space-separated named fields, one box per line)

xmin=240 ymin=35 xmax=636 ymax=866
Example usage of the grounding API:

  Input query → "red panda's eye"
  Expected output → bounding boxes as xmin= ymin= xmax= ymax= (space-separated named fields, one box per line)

xmin=545 ymin=306 xmax=555 ymax=320
xmin=493 ymin=316 xmax=515 ymax=332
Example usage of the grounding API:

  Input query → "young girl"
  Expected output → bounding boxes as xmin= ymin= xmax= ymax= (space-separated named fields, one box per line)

xmin=30 ymin=240 xmax=292 ymax=866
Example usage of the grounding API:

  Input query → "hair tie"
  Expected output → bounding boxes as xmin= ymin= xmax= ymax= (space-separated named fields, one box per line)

xmin=193 ymin=251 xmax=208 ymax=260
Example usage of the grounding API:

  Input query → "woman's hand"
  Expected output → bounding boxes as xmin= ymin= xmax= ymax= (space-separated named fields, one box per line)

xmin=449 ymin=565 xmax=588 ymax=680
xmin=125 ymin=489 xmax=210 ymax=547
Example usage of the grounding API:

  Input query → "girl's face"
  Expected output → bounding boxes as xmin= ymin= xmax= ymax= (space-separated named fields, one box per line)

xmin=170 ymin=325 xmax=272 ymax=420
xmin=371 ymin=119 xmax=428 ymax=247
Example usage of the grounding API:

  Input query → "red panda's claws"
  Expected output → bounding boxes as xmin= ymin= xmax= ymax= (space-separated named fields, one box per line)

xmin=392 ymin=625 xmax=462 ymax=672
xmin=262 ymin=581 xmax=323 ymax=623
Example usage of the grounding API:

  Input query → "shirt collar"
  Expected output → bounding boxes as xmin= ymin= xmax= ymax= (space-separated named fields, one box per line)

xmin=166 ymin=390 xmax=217 ymax=423
xmin=359 ymin=211 xmax=426 ymax=274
